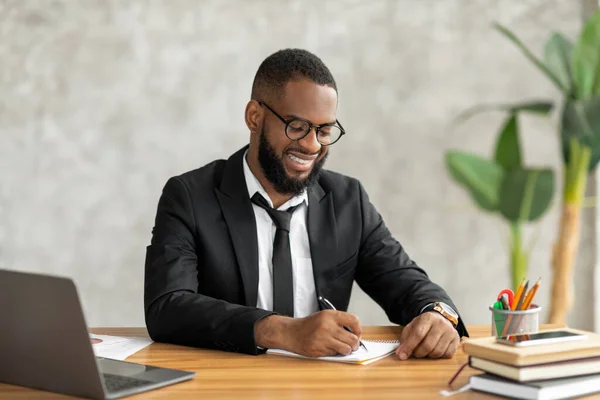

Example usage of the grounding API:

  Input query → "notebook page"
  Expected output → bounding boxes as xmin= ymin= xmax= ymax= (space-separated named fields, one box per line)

xmin=267 ymin=340 xmax=399 ymax=364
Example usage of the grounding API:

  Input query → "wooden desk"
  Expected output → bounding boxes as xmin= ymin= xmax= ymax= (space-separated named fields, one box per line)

xmin=0 ymin=324 xmax=577 ymax=399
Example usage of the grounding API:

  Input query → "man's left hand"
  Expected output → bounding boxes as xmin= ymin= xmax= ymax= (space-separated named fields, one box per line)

xmin=395 ymin=311 xmax=459 ymax=360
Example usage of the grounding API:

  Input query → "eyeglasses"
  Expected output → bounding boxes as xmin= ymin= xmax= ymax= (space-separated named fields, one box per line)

xmin=258 ymin=101 xmax=345 ymax=146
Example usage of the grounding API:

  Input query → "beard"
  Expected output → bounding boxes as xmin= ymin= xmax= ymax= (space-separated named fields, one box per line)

xmin=258 ymin=127 xmax=328 ymax=196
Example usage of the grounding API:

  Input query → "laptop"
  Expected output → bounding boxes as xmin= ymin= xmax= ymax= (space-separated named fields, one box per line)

xmin=0 ymin=269 xmax=196 ymax=399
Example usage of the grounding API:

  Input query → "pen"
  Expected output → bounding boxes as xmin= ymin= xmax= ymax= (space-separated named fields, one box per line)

xmin=318 ymin=296 xmax=368 ymax=352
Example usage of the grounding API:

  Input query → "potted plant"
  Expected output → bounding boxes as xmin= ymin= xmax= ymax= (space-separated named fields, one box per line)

xmin=446 ymin=105 xmax=555 ymax=291
xmin=448 ymin=9 xmax=600 ymax=324
xmin=495 ymin=10 xmax=600 ymax=324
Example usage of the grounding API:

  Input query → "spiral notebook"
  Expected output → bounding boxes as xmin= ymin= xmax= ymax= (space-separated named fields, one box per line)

xmin=267 ymin=340 xmax=400 ymax=365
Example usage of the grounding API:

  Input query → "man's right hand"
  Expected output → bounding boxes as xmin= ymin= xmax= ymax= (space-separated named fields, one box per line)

xmin=255 ymin=310 xmax=362 ymax=357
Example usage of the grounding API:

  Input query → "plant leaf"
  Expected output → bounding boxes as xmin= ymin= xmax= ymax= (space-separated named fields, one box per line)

xmin=499 ymin=168 xmax=555 ymax=222
xmin=560 ymin=97 xmax=600 ymax=170
xmin=494 ymin=23 xmax=567 ymax=93
xmin=445 ymin=151 xmax=504 ymax=212
xmin=494 ymin=114 xmax=522 ymax=171
xmin=509 ymin=102 xmax=554 ymax=115
xmin=454 ymin=101 xmax=553 ymax=126
xmin=544 ymin=32 xmax=573 ymax=95
xmin=571 ymin=9 xmax=600 ymax=98
xmin=561 ymin=97 xmax=600 ymax=140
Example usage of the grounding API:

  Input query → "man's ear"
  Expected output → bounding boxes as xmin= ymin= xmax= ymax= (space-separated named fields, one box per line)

xmin=245 ymin=100 xmax=262 ymax=136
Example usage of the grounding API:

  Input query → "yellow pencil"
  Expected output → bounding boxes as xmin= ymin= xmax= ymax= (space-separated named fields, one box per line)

xmin=522 ymin=278 xmax=541 ymax=310
xmin=511 ymin=278 xmax=526 ymax=311
xmin=502 ymin=278 xmax=528 ymax=336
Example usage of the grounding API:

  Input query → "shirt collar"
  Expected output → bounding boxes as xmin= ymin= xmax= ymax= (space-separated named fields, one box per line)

xmin=242 ymin=149 xmax=308 ymax=210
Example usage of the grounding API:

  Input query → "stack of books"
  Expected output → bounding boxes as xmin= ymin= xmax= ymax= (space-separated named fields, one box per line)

xmin=462 ymin=328 xmax=600 ymax=399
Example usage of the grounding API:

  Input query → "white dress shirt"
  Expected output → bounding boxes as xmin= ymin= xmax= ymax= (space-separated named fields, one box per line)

xmin=242 ymin=151 xmax=318 ymax=318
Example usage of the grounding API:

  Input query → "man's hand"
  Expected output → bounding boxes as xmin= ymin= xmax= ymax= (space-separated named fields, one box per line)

xmin=395 ymin=311 xmax=459 ymax=360
xmin=255 ymin=310 xmax=362 ymax=358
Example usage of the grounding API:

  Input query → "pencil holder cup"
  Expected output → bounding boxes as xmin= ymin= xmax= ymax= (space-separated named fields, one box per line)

xmin=489 ymin=304 xmax=541 ymax=337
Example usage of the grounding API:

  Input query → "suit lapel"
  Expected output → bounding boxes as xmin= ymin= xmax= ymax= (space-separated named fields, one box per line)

xmin=307 ymin=183 xmax=338 ymax=298
xmin=214 ymin=146 xmax=339 ymax=307
xmin=215 ymin=146 xmax=259 ymax=307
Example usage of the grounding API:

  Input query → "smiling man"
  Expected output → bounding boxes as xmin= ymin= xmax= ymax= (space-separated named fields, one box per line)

xmin=144 ymin=49 xmax=468 ymax=360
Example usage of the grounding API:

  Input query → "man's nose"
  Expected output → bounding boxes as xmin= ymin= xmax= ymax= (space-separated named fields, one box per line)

xmin=297 ymin=127 xmax=322 ymax=154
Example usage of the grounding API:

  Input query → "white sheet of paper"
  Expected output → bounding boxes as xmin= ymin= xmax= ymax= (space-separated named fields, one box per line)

xmin=267 ymin=340 xmax=399 ymax=364
xmin=90 ymin=334 xmax=153 ymax=361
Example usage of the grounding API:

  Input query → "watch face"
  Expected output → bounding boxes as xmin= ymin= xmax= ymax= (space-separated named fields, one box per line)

xmin=439 ymin=302 xmax=458 ymax=318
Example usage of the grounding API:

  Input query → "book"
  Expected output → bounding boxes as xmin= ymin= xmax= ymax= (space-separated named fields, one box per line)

xmin=469 ymin=355 xmax=600 ymax=382
xmin=267 ymin=340 xmax=399 ymax=365
xmin=463 ymin=328 xmax=600 ymax=367
xmin=470 ymin=373 xmax=600 ymax=400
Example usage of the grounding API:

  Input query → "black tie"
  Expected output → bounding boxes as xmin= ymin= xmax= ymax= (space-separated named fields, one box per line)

xmin=251 ymin=192 xmax=302 ymax=317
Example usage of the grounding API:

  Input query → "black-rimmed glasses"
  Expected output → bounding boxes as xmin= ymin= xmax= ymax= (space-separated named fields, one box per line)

xmin=258 ymin=101 xmax=345 ymax=146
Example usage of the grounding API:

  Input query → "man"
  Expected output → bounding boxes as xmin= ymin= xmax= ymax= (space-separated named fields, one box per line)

xmin=144 ymin=48 xmax=468 ymax=360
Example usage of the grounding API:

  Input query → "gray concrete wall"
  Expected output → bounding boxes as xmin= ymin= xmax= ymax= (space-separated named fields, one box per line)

xmin=1 ymin=0 xmax=592 ymax=329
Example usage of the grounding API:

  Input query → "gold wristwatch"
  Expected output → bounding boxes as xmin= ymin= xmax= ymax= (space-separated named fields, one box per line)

xmin=422 ymin=302 xmax=458 ymax=328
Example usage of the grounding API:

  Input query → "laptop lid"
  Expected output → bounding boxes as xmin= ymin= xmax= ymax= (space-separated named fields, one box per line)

xmin=0 ymin=269 xmax=106 ymax=399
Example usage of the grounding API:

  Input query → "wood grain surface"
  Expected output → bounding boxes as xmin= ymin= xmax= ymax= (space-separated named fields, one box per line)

xmin=4 ymin=324 xmax=595 ymax=400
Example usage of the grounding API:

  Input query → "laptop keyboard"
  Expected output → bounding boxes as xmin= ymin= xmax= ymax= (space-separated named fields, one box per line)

xmin=103 ymin=373 xmax=153 ymax=393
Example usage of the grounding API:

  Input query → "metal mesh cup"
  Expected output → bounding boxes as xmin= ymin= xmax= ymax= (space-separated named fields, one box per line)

xmin=489 ymin=304 xmax=541 ymax=337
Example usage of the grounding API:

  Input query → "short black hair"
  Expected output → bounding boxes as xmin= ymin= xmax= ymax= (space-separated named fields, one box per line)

xmin=251 ymin=48 xmax=337 ymax=102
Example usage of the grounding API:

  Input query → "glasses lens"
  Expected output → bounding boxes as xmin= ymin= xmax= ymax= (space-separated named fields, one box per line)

xmin=317 ymin=125 xmax=342 ymax=145
xmin=286 ymin=119 xmax=310 ymax=140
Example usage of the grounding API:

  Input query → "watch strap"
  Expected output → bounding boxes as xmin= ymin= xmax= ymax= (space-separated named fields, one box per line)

xmin=420 ymin=302 xmax=458 ymax=327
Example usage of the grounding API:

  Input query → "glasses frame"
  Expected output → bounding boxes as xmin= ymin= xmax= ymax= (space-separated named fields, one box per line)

xmin=258 ymin=101 xmax=345 ymax=146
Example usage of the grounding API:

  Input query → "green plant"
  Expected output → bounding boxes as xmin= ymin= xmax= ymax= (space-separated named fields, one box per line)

xmin=493 ymin=9 xmax=600 ymax=324
xmin=446 ymin=105 xmax=555 ymax=290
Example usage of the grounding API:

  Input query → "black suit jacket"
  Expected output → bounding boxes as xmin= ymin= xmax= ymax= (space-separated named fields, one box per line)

xmin=144 ymin=146 xmax=468 ymax=355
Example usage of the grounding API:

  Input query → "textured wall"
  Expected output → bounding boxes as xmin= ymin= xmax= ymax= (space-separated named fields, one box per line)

xmin=1 ymin=0 xmax=591 ymax=329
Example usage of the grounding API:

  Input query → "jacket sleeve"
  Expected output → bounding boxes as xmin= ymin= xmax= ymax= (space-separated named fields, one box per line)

xmin=144 ymin=177 xmax=275 ymax=354
xmin=353 ymin=181 xmax=469 ymax=337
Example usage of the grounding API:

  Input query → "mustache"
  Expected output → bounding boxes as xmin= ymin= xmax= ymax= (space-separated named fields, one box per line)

xmin=286 ymin=147 xmax=321 ymax=156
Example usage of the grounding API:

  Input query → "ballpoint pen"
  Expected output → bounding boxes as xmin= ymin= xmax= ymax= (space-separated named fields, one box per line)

xmin=318 ymin=296 xmax=368 ymax=352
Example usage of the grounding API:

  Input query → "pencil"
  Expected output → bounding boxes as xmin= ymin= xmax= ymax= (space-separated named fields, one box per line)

xmin=502 ymin=280 xmax=529 ymax=336
xmin=513 ymin=281 xmax=529 ymax=311
xmin=511 ymin=278 xmax=526 ymax=311
xmin=506 ymin=281 xmax=529 ymax=334
xmin=501 ymin=278 xmax=525 ymax=336
xmin=522 ymin=278 xmax=541 ymax=310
